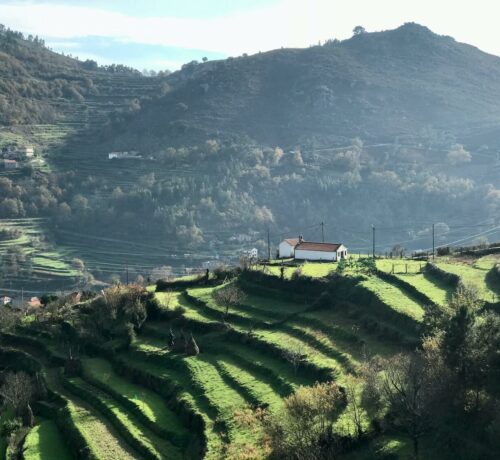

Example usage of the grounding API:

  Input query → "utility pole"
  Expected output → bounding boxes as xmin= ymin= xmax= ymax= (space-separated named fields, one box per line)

xmin=372 ymin=225 xmax=376 ymax=259
xmin=267 ymin=228 xmax=271 ymax=261
xmin=432 ymin=223 xmax=435 ymax=261
xmin=321 ymin=222 xmax=325 ymax=243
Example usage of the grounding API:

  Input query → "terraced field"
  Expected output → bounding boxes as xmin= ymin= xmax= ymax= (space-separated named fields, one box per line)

xmin=0 ymin=218 xmax=81 ymax=292
xmin=2 ymin=255 xmax=487 ymax=459
xmin=23 ymin=419 xmax=72 ymax=460
xmin=436 ymin=254 xmax=500 ymax=302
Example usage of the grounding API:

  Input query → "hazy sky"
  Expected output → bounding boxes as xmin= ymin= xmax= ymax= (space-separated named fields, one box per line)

xmin=0 ymin=0 xmax=498 ymax=71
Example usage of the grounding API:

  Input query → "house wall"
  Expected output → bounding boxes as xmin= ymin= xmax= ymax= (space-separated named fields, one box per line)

xmin=337 ymin=245 xmax=349 ymax=259
xmin=294 ymin=249 xmax=337 ymax=261
xmin=278 ymin=242 xmax=294 ymax=258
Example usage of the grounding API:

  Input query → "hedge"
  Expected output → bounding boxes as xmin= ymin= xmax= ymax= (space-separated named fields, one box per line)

xmin=0 ymin=346 xmax=42 ymax=374
xmin=239 ymin=272 xmax=419 ymax=345
xmin=0 ymin=332 xmax=66 ymax=367
xmin=223 ymin=328 xmax=334 ymax=383
xmin=425 ymin=263 xmax=461 ymax=288
xmin=202 ymin=343 xmax=295 ymax=397
xmin=156 ymin=276 xmax=222 ymax=292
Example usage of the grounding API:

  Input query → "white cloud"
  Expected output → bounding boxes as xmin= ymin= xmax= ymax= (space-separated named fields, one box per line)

xmin=1 ymin=0 xmax=500 ymax=57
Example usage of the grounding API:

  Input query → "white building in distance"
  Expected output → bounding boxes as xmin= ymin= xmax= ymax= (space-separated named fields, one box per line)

xmin=294 ymin=242 xmax=348 ymax=261
xmin=278 ymin=236 xmax=348 ymax=261
xmin=278 ymin=238 xmax=301 ymax=258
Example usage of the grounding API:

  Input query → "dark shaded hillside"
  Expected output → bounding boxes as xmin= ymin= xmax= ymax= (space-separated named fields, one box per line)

xmin=106 ymin=23 xmax=500 ymax=150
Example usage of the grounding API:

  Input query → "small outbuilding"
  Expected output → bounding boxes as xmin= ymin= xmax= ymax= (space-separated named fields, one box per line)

xmin=3 ymin=159 xmax=18 ymax=169
xmin=278 ymin=238 xmax=301 ymax=258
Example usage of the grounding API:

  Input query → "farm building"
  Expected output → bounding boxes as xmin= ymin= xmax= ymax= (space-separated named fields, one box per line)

xmin=3 ymin=159 xmax=18 ymax=169
xmin=108 ymin=151 xmax=142 ymax=160
xmin=23 ymin=146 xmax=34 ymax=158
xmin=278 ymin=238 xmax=302 ymax=258
xmin=294 ymin=242 xmax=348 ymax=261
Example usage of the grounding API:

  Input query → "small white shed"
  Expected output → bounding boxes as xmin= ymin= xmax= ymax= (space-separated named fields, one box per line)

xmin=278 ymin=238 xmax=301 ymax=258
xmin=294 ymin=242 xmax=348 ymax=261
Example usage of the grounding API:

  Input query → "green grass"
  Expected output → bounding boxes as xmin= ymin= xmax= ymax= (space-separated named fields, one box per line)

xmin=82 ymin=358 xmax=188 ymax=442
xmin=253 ymin=261 xmax=336 ymax=279
xmin=376 ymin=259 xmax=453 ymax=307
xmin=241 ymin=290 xmax=308 ymax=316
xmin=118 ymin=354 xmax=225 ymax=459
xmin=67 ymin=377 xmax=182 ymax=460
xmin=23 ymin=419 xmax=72 ymax=460
xmin=360 ymin=275 xmax=425 ymax=321
xmin=211 ymin=355 xmax=284 ymax=411
xmin=437 ymin=255 xmax=500 ymax=302
xmin=181 ymin=355 xmax=264 ymax=451
xmin=298 ymin=309 xmax=398 ymax=358
xmin=44 ymin=369 xmax=137 ymax=460
xmin=376 ymin=259 xmax=425 ymax=274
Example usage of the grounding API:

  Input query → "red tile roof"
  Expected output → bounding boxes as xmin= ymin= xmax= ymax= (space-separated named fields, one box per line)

xmin=295 ymin=242 xmax=342 ymax=252
xmin=284 ymin=238 xmax=301 ymax=246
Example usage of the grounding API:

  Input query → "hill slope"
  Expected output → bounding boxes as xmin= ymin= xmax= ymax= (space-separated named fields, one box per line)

xmin=107 ymin=23 xmax=500 ymax=150
xmin=2 ymin=24 xmax=500 ymax=289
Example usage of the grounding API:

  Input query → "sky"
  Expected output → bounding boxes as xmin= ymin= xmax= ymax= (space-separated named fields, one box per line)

xmin=0 ymin=0 xmax=499 ymax=71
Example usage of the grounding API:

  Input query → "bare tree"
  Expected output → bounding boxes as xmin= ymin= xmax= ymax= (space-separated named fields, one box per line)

xmin=212 ymin=283 xmax=246 ymax=321
xmin=0 ymin=371 xmax=34 ymax=416
xmin=283 ymin=342 xmax=306 ymax=375
xmin=344 ymin=374 xmax=364 ymax=438
xmin=378 ymin=353 xmax=430 ymax=460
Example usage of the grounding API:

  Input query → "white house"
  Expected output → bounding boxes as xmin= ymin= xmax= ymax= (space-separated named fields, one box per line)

xmin=3 ymin=159 xmax=18 ymax=169
xmin=278 ymin=238 xmax=301 ymax=258
xmin=294 ymin=242 xmax=348 ymax=262
xmin=24 ymin=146 xmax=34 ymax=158
xmin=242 ymin=248 xmax=258 ymax=260
xmin=108 ymin=151 xmax=142 ymax=160
xmin=0 ymin=296 xmax=12 ymax=306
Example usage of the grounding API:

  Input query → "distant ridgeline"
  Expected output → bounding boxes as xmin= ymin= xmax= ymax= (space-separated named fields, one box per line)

xmin=1 ymin=23 xmax=500 ymax=289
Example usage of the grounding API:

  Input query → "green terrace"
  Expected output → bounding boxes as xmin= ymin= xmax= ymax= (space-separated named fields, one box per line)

xmin=2 ymin=251 xmax=497 ymax=459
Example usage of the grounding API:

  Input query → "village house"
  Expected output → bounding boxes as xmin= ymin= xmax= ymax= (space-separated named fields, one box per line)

xmin=23 ymin=146 xmax=35 ymax=158
xmin=278 ymin=236 xmax=348 ymax=261
xmin=294 ymin=241 xmax=348 ymax=261
xmin=242 ymin=247 xmax=258 ymax=261
xmin=108 ymin=151 xmax=142 ymax=160
xmin=0 ymin=296 xmax=12 ymax=306
xmin=3 ymin=159 xmax=18 ymax=169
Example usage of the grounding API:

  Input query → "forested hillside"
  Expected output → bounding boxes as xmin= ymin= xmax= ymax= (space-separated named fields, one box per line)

xmin=2 ymin=23 xmax=500 ymax=289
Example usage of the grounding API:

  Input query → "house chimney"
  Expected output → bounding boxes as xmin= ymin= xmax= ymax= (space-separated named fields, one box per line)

xmin=299 ymin=235 xmax=304 ymax=243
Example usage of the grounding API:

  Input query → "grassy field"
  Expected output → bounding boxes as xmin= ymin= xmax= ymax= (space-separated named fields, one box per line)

xmin=376 ymin=259 xmax=453 ymax=307
xmin=436 ymin=254 xmax=500 ymax=302
xmin=23 ymin=419 xmax=72 ymax=460
xmin=254 ymin=261 xmax=336 ymax=279
xmin=4 ymin=253 xmax=496 ymax=459
xmin=82 ymin=357 xmax=188 ymax=442
xmin=359 ymin=276 xmax=425 ymax=321
xmin=0 ymin=218 xmax=81 ymax=290
xmin=43 ymin=369 xmax=138 ymax=460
